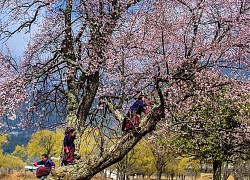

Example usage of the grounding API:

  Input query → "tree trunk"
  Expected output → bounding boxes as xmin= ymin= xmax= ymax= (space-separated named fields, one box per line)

xmin=156 ymin=155 xmax=165 ymax=180
xmin=222 ymin=164 xmax=231 ymax=180
xmin=171 ymin=173 xmax=174 ymax=180
xmin=156 ymin=169 xmax=163 ymax=180
xmin=65 ymin=72 xmax=100 ymax=155
xmin=213 ymin=160 xmax=222 ymax=180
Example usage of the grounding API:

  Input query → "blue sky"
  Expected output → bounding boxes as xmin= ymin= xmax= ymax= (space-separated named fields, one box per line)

xmin=1 ymin=31 xmax=30 ymax=58
xmin=0 ymin=14 xmax=40 ymax=59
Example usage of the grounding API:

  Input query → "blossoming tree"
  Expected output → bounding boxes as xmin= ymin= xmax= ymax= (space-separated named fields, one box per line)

xmin=0 ymin=0 xmax=249 ymax=179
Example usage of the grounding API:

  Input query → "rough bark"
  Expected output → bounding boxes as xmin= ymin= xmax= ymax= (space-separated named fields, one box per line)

xmin=67 ymin=71 xmax=100 ymax=153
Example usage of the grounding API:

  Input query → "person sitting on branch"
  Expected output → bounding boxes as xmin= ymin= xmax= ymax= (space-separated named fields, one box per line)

xmin=33 ymin=154 xmax=55 ymax=179
xmin=122 ymin=94 xmax=150 ymax=132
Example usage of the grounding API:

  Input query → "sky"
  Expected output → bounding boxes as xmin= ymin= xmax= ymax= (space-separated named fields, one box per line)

xmin=1 ymin=31 xmax=30 ymax=58
xmin=0 ymin=13 xmax=41 ymax=59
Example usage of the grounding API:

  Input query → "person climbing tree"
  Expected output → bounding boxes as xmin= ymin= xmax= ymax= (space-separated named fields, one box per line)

xmin=62 ymin=127 xmax=76 ymax=165
xmin=122 ymin=94 xmax=150 ymax=132
xmin=33 ymin=154 xmax=55 ymax=179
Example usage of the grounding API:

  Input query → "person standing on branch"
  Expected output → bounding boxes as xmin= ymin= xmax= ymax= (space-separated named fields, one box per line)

xmin=122 ymin=94 xmax=150 ymax=132
xmin=62 ymin=127 xmax=76 ymax=165
xmin=33 ymin=154 xmax=55 ymax=179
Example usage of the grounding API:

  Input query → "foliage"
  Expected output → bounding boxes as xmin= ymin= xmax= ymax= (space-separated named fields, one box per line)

xmin=109 ymin=138 xmax=156 ymax=178
xmin=0 ymin=133 xmax=8 ymax=149
xmin=0 ymin=153 xmax=26 ymax=169
xmin=12 ymin=145 xmax=27 ymax=160
xmin=79 ymin=128 xmax=101 ymax=160
xmin=164 ymin=90 xmax=250 ymax=180
xmin=27 ymin=129 xmax=64 ymax=163
xmin=173 ymin=93 xmax=250 ymax=162
xmin=0 ymin=133 xmax=26 ymax=169
xmin=178 ymin=157 xmax=199 ymax=175
xmin=53 ymin=129 xmax=65 ymax=158
xmin=131 ymin=139 xmax=156 ymax=176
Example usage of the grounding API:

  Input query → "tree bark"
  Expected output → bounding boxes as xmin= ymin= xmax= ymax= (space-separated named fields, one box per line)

xmin=213 ymin=160 xmax=222 ymax=180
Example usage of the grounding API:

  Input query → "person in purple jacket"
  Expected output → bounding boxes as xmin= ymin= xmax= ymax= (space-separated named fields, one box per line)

xmin=62 ymin=127 xmax=76 ymax=165
xmin=33 ymin=154 xmax=55 ymax=179
xmin=122 ymin=94 xmax=150 ymax=132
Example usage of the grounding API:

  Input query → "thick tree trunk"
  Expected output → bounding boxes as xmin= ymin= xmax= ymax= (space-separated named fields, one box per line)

xmin=213 ymin=160 xmax=222 ymax=180
xmin=65 ymin=72 xmax=99 ymax=155
xmin=48 ymin=106 xmax=163 ymax=179
xmin=66 ymin=101 xmax=81 ymax=152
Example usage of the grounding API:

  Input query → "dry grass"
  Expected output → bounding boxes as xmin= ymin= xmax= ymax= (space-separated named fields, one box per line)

xmin=196 ymin=173 xmax=234 ymax=180
xmin=0 ymin=172 xmax=235 ymax=180
xmin=0 ymin=170 xmax=37 ymax=180
xmin=196 ymin=173 xmax=213 ymax=180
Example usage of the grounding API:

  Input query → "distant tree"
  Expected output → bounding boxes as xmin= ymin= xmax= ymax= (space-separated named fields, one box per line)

xmin=0 ymin=133 xmax=8 ymax=150
xmin=149 ymin=132 xmax=195 ymax=180
xmin=0 ymin=134 xmax=25 ymax=169
xmin=131 ymin=139 xmax=156 ymax=177
xmin=0 ymin=154 xmax=26 ymax=169
xmin=79 ymin=128 xmax=102 ymax=161
xmin=111 ymin=139 xmax=155 ymax=180
xmin=0 ymin=133 xmax=8 ymax=166
xmin=149 ymin=134 xmax=171 ymax=180
xmin=12 ymin=145 xmax=27 ymax=160
xmin=27 ymin=129 xmax=64 ymax=162
xmin=164 ymin=154 xmax=179 ymax=180
xmin=171 ymin=92 xmax=250 ymax=180
xmin=177 ymin=157 xmax=192 ymax=180
xmin=52 ymin=129 xmax=65 ymax=159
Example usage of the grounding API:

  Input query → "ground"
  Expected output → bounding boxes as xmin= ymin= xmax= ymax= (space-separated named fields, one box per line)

xmin=0 ymin=171 xmax=235 ymax=180
xmin=196 ymin=173 xmax=234 ymax=180
xmin=0 ymin=170 xmax=37 ymax=180
xmin=0 ymin=170 xmax=112 ymax=180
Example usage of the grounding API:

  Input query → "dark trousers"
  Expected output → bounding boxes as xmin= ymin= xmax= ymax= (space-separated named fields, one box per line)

xmin=125 ymin=111 xmax=140 ymax=131
xmin=36 ymin=167 xmax=51 ymax=178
